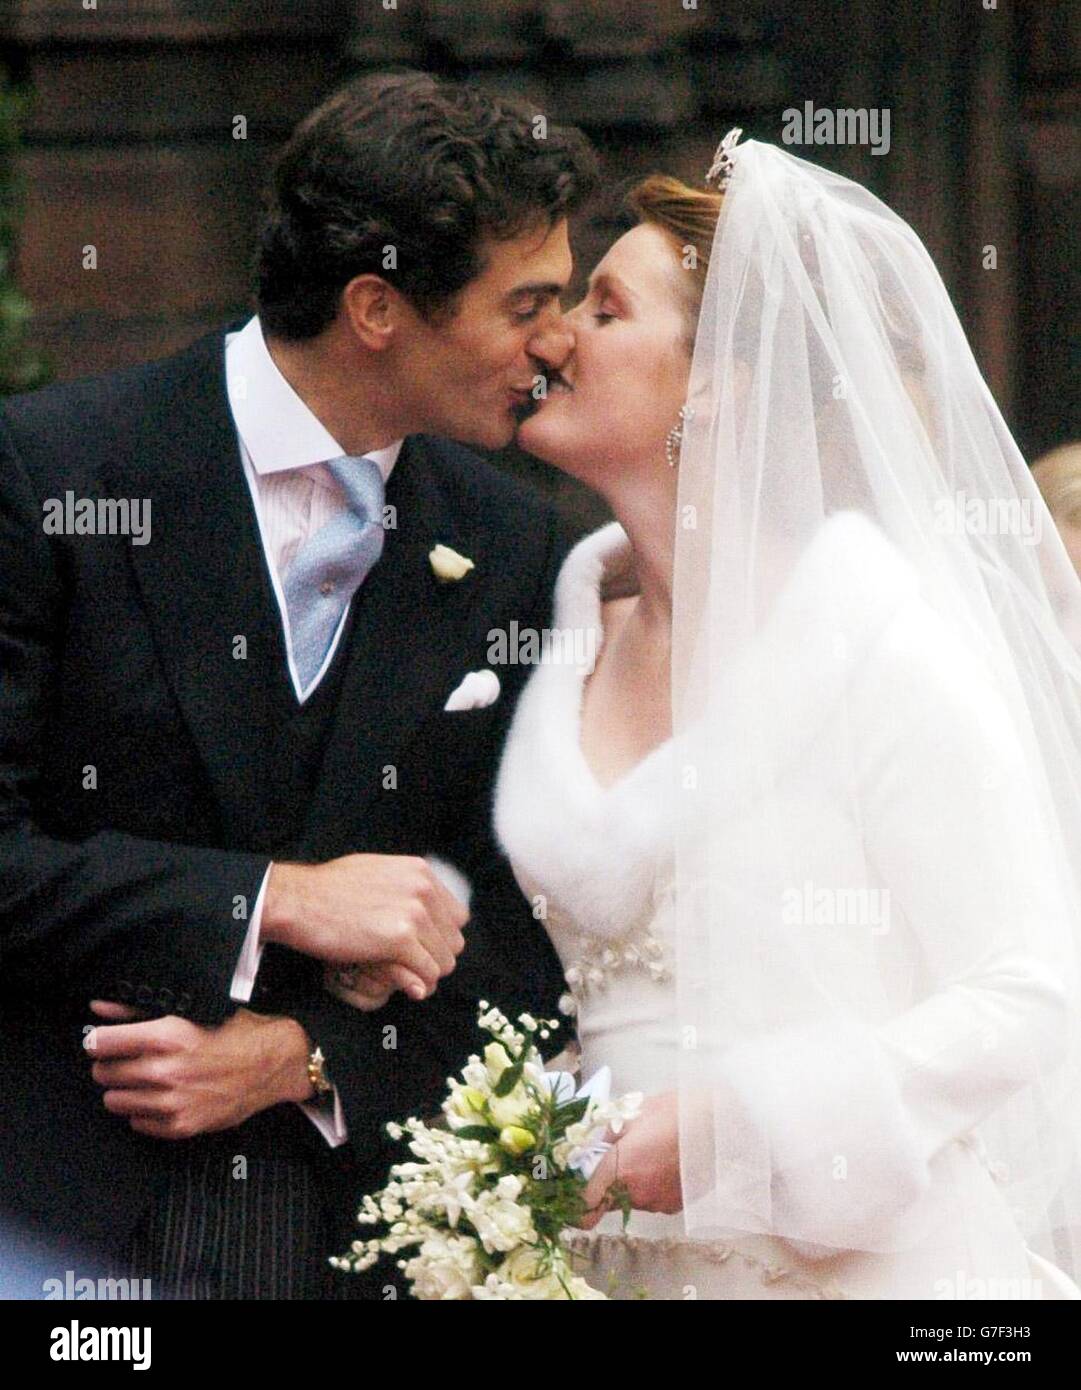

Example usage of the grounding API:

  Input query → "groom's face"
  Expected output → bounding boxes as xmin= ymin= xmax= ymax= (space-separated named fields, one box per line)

xmin=391 ymin=219 xmax=574 ymax=450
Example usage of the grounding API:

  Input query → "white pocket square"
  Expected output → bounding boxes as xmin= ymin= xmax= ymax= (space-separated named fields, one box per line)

xmin=443 ymin=669 xmax=501 ymax=712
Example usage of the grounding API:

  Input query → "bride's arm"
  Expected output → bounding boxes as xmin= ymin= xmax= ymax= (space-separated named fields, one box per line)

xmin=855 ymin=601 xmax=1069 ymax=1139
xmin=592 ymin=600 xmax=1074 ymax=1248
xmin=701 ymin=599 xmax=1072 ymax=1247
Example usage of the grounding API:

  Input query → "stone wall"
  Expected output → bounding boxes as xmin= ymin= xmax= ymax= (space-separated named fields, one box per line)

xmin=5 ymin=0 xmax=1077 ymax=486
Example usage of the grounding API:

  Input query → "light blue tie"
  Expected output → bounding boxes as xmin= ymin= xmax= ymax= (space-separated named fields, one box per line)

xmin=283 ymin=454 xmax=386 ymax=695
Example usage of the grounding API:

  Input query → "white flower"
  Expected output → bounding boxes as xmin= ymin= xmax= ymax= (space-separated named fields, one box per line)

xmin=472 ymin=1273 xmax=516 ymax=1300
xmin=428 ymin=1170 xmax=477 ymax=1229
xmin=404 ymin=1232 xmax=483 ymax=1301
xmin=494 ymin=1174 xmax=524 ymax=1202
xmin=461 ymin=1059 xmax=492 ymax=1091
xmin=469 ymin=1190 xmax=536 ymax=1254
xmin=497 ymin=1246 xmax=561 ymax=1298
xmin=489 ymin=1246 xmax=606 ymax=1300
xmin=482 ymin=1041 xmax=513 ymax=1085
xmin=444 ymin=1083 xmax=489 ymax=1130
xmin=522 ymin=1060 xmax=549 ymax=1088
xmin=606 ymin=1091 xmax=644 ymax=1133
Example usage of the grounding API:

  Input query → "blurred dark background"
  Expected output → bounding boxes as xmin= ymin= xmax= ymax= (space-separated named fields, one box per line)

xmin=1 ymin=0 xmax=1077 ymax=528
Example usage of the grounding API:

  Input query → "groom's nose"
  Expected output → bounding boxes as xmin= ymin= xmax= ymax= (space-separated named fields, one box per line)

xmin=527 ymin=313 xmax=576 ymax=373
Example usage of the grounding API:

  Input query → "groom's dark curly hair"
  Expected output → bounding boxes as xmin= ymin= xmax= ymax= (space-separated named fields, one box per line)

xmin=254 ymin=70 xmax=598 ymax=339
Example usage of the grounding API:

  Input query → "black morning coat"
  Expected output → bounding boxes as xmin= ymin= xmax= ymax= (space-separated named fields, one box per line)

xmin=0 ymin=318 xmax=570 ymax=1277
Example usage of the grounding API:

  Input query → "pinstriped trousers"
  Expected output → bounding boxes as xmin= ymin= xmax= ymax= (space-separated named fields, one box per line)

xmin=108 ymin=1148 xmax=353 ymax=1300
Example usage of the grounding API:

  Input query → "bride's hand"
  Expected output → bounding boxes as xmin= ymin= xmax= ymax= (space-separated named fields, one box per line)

xmin=579 ymin=1091 xmax=683 ymax=1228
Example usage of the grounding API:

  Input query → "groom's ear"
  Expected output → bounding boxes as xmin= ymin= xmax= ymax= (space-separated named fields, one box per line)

xmin=341 ymin=273 xmax=398 ymax=353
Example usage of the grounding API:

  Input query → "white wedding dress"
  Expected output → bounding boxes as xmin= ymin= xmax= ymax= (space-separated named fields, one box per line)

xmin=494 ymin=517 xmax=1081 ymax=1300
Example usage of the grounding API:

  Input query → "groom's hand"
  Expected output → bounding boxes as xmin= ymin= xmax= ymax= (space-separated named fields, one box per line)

xmin=85 ymin=1001 xmax=314 ymax=1140
xmin=261 ymin=853 xmax=468 ymax=1002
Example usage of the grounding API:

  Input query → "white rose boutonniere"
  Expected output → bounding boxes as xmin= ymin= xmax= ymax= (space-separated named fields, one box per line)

xmin=429 ymin=543 xmax=475 ymax=583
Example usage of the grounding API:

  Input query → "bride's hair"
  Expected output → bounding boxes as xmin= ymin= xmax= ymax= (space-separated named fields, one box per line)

xmin=629 ymin=171 xmax=936 ymax=522
xmin=628 ymin=173 xmax=927 ymax=380
xmin=625 ymin=175 xmax=722 ymax=351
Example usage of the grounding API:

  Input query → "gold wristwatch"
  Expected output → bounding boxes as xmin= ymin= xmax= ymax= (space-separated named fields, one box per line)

xmin=306 ymin=1044 xmax=334 ymax=1101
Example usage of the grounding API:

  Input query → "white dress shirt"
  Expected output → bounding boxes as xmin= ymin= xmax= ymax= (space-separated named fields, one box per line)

xmin=223 ymin=313 xmax=403 ymax=1144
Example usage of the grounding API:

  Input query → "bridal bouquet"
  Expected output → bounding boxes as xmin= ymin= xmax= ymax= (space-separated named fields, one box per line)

xmin=331 ymin=1002 xmax=642 ymax=1299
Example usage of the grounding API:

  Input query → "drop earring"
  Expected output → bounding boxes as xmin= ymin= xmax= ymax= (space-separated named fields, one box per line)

xmin=666 ymin=405 xmax=694 ymax=469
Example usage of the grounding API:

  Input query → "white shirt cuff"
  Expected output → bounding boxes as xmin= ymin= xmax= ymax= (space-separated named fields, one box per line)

xmin=229 ymin=863 xmax=348 ymax=1146
xmin=298 ymin=1088 xmax=348 ymax=1146
xmin=229 ymin=863 xmax=272 ymax=1003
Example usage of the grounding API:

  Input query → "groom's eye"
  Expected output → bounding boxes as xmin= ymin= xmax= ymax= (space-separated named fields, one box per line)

xmin=508 ymin=292 xmax=547 ymax=324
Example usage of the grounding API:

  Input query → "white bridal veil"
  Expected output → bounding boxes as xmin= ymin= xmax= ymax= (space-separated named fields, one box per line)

xmin=672 ymin=132 xmax=1081 ymax=1273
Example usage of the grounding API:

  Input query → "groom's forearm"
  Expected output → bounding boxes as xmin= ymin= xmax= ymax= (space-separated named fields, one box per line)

xmin=247 ymin=1012 xmax=317 ymax=1108
xmin=1 ymin=824 xmax=271 ymax=1026
xmin=257 ymin=1004 xmax=349 ymax=1146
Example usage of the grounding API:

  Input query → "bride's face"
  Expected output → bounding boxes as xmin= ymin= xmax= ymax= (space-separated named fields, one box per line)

xmin=517 ymin=224 xmax=691 ymax=486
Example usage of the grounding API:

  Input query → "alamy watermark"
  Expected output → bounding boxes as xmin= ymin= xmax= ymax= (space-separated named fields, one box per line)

xmin=934 ymin=1269 xmax=1043 ymax=1300
xmin=49 ymin=1320 xmax=151 ymax=1370
xmin=933 ymin=491 xmax=1042 ymax=545
xmin=42 ymin=492 xmax=151 ymax=546
xmin=782 ymin=102 xmax=891 ymax=156
xmin=43 ymin=1270 xmax=152 ymax=1300
xmin=487 ymin=622 xmax=598 ymax=672
xmin=781 ymin=880 xmax=891 ymax=935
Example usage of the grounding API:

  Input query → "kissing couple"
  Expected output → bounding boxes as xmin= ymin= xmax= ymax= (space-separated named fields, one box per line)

xmin=4 ymin=70 xmax=1081 ymax=1301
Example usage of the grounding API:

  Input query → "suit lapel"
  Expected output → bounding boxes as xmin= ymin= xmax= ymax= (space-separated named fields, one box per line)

xmin=301 ymin=434 xmax=486 ymax=850
xmin=107 ymin=327 xmax=488 ymax=853
xmin=105 ymin=320 xmax=297 ymax=849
